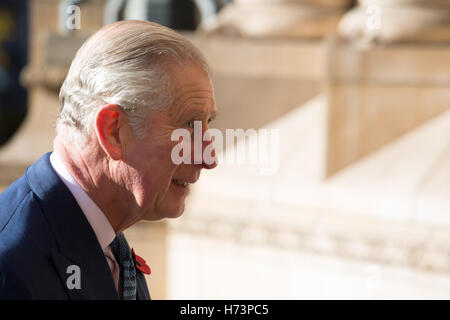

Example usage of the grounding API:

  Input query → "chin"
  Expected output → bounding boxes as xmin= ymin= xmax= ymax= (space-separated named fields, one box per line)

xmin=144 ymin=203 xmax=186 ymax=221
xmin=165 ymin=204 xmax=186 ymax=219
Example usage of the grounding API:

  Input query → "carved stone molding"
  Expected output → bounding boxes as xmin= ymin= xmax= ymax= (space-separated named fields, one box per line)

xmin=339 ymin=0 xmax=450 ymax=44
xmin=202 ymin=0 xmax=353 ymax=39
xmin=170 ymin=194 xmax=450 ymax=275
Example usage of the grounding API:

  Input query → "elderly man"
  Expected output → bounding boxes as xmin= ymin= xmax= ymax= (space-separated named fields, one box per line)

xmin=0 ymin=20 xmax=217 ymax=299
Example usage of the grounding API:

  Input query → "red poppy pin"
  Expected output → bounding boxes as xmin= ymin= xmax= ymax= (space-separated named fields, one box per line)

xmin=132 ymin=248 xmax=151 ymax=275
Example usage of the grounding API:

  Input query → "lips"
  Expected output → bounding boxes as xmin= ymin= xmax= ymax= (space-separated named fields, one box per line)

xmin=172 ymin=179 xmax=189 ymax=187
xmin=171 ymin=178 xmax=198 ymax=188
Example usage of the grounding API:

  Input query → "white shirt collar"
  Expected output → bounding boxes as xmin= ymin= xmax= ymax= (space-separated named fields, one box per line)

xmin=50 ymin=152 xmax=116 ymax=251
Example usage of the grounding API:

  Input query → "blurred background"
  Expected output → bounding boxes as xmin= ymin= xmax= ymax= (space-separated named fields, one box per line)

xmin=0 ymin=0 xmax=450 ymax=299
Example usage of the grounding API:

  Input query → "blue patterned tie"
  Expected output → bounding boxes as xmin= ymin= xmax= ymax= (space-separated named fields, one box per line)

xmin=110 ymin=232 xmax=137 ymax=300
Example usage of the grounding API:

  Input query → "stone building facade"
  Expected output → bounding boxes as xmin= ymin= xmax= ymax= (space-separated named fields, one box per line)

xmin=1 ymin=0 xmax=449 ymax=298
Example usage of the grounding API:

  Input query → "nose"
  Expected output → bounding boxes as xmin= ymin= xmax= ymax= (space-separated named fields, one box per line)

xmin=201 ymin=144 xmax=217 ymax=170
xmin=200 ymin=128 xmax=217 ymax=170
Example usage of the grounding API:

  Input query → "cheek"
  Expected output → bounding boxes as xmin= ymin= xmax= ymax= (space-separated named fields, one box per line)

xmin=126 ymin=135 xmax=173 ymax=169
xmin=139 ymin=144 xmax=180 ymax=192
xmin=123 ymin=128 xmax=181 ymax=193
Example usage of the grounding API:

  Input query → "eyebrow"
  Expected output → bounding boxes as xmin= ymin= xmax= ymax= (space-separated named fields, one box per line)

xmin=185 ymin=109 xmax=218 ymax=121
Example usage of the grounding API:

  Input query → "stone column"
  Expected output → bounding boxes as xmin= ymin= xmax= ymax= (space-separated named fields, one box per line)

xmin=0 ymin=0 xmax=105 ymax=179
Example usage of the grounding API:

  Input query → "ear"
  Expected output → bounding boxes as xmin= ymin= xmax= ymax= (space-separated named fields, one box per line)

xmin=94 ymin=104 xmax=126 ymax=160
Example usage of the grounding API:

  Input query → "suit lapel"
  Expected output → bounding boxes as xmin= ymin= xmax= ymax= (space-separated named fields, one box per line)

xmin=27 ymin=153 xmax=119 ymax=300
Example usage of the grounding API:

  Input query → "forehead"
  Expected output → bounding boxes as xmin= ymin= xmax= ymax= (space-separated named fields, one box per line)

xmin=167 ymin=63 xmax=216 ymax=119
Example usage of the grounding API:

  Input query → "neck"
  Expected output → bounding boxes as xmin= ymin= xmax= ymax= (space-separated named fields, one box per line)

xmin=53 ymin=135 xmax=137 ymax=233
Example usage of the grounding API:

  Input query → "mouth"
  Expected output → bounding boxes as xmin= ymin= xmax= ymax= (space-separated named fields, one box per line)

xmin=171 ymin=179 xmax=191 ymax=188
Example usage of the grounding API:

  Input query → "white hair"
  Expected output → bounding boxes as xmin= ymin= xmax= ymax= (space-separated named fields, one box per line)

xmin=57 ymin=20 xmax=210 ymax=145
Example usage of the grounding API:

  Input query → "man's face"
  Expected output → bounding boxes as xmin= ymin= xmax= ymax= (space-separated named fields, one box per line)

xmin=122 ymin=63 xmax=217 ymax=221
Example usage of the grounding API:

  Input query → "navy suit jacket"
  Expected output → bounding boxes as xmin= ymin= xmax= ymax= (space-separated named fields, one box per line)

xmin=0 ymin=153 xmax=150 ymax=300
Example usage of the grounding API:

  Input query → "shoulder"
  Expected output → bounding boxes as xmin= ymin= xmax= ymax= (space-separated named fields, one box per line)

xmin=0 ymin=175 xmax=31 ymax=232
xmin=0 ymin=173 xmax=54 ymax=248
xmin=0 ymin=173 xmax=59 ymax=299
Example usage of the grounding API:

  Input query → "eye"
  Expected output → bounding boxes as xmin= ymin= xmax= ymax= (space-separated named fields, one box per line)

xmin=185 ymin=120 xmax=195 ymax=129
